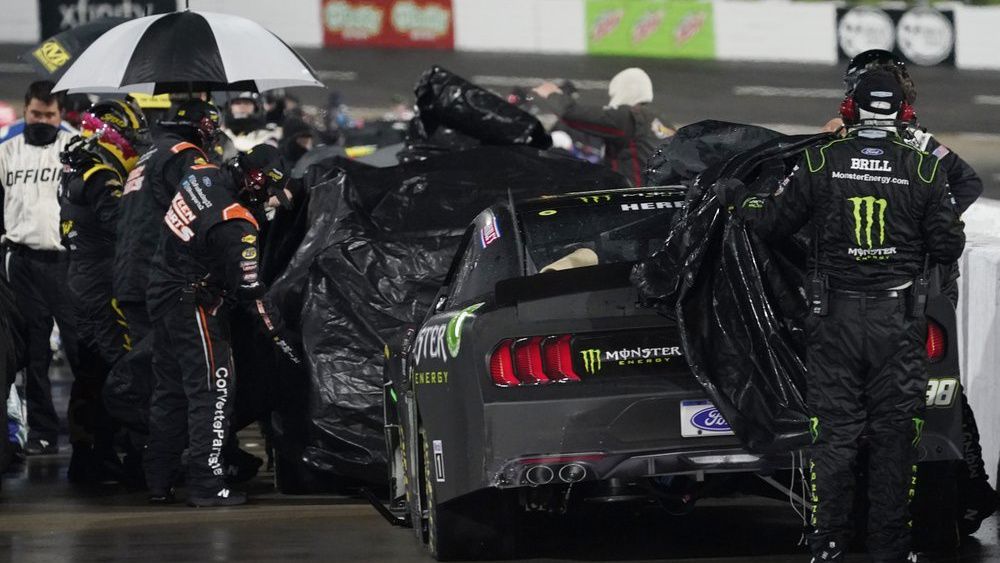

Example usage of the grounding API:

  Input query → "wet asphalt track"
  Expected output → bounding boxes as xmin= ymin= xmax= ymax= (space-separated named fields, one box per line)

xmin=2 ymin=44 xmax=1000 ymax=562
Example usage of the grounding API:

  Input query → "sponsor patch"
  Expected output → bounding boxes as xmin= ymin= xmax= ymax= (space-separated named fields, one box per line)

xmin=241 ymin=234 xmax=257 ymax=244
xmin=932 ymin=145 xmax=951 ymax=160
xmin=241 ymin=248 xmax=257 ymax=260
xmin=432 ymin=440 xmax=446 ymax=482
xmin=850 ymin=158 xmax=892 ymax=172
xmin=123 ymin=165 xmax=145 ymax=195
xmin=861 ymin=147 xmax=884 ymax=156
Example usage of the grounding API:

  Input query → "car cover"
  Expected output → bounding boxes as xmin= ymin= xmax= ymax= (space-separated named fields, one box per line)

xmin=414 ymin=65 xmax=551 ymax=150
xmin=265 ymin=145 xmax=627 ymax=485
xmin=634 ymin=120 xmax=830 ymax=453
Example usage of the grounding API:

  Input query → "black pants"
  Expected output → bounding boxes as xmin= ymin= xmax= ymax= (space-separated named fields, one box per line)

xmin=67 ymin=256 xmax=128 ymax=453
xmin=144 ymin=302 xmax=236 ymax=495
xmin=118 ymin=299 xmax=152 ymax=346
xmin=4 ymin=245 xmax=83 ymax=444
xmin=806 ymin=294 xmax=927 ymax=561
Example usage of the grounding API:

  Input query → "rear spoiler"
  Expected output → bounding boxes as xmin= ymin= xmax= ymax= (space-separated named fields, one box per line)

xmin=494 ymin=262 xmax=634 ymax=307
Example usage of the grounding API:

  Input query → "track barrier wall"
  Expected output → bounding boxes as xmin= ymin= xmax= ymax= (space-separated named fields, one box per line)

xmin=1 ymin=1 xmax=999 ymax=69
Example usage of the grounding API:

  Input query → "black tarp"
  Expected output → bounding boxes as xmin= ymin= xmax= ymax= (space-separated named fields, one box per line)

xmin=267 ymin=145 xmax=627 ymax=485
xmin=634 ymin=121 xmax=830 ymax=453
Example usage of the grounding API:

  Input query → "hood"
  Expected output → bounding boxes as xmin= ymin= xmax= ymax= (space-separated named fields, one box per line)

xmin=608 ymin=68 xmax=653 ymax=109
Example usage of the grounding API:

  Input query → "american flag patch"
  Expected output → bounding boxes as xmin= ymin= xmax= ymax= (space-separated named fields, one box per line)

xmin=932 ymin=145 xmax=951 ymax=160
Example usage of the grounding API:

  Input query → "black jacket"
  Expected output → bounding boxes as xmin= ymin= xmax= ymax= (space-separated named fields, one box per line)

xmin=59 ymin=160 xmax=123 ymax=259
xmin=146 ymin=161 xmax=263 ymax=320
xmin=542 ymin=93 xmax=673 ymax=187
xmin=748 ymin=130 xmax=965 ymax=290
xmin=113 ymin=129 xmax=210 ymax=303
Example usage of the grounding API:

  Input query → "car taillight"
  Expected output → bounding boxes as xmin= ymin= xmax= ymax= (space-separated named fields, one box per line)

xmin=512 ymin=337 xmax=550 ymax=385
xmin=489 ymin=334 xmax=581 ymax=387
xmin=926 ymin=321 xmax=945 ymax=362
xmin=489 ymin=339 xmax=519 ymax=386
xmin=541 ymin=335 xmax=580 ymax=382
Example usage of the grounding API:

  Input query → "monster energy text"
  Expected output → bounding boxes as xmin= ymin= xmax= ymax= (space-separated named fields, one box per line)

xmin=580 ymin=346 xmax=683 ymax=374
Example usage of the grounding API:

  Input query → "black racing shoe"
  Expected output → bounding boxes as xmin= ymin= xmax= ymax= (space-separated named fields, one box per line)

xmin=187 ymin=488 xmax=247 ymax=507
xmin=809 ymin=540 xmax=845 ymax=562
xmin=224 ymin=448 xmax=263 ymax=484
xmin=24 ymin=438 xmax=58 ymax=455
xmin=148 ymin=487 xmax=177 ymax=504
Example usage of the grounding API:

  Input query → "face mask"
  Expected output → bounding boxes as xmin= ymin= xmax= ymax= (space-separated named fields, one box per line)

xmin=23 ymin=123 xmax=59 ymax=146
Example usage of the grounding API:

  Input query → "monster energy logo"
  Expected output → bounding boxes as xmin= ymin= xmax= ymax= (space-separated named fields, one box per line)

xmin=578 ymin=195 xmax=612 ymax=204
xmin=580 ymin=349 xmax=602 ymax=374
xmin=847 ymin=196 xmax=896 ymax=260
xmin=849 ymin=196 xmax=887 ymax=248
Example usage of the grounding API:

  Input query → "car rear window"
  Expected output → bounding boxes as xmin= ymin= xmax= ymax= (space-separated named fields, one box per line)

xmin=520 ymin=193 xmax=682 ymax=274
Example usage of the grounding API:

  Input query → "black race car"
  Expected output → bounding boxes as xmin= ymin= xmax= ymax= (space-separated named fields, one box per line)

xmin=382 ymin=184 xmax=964 ymax=560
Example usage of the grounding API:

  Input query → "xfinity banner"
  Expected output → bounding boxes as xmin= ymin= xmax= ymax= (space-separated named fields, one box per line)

xmin=39 ymin=1 xmax=175 ymax=40
xmin=836 ymin=6 xmax=955 ymax=67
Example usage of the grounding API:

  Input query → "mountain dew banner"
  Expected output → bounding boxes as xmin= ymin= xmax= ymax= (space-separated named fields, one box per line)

xmin=586 ymin=0 xmax=715 ymax=59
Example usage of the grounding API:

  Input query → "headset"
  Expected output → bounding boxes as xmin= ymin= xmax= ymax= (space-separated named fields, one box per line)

xmin=839 ymin=96 xmax=916 ymax=126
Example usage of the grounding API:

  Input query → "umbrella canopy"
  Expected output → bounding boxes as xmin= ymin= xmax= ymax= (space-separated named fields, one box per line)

xmin=53 ymin=11 xmax=323 ymax=94
xmin=21 ymin=17 xmax=129 ymax=80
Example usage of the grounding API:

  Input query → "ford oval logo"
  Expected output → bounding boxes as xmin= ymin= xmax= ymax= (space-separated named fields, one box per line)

xmin=691 ymin=407 xmax=732 ymax=432
xmin=861 ymin=148 xmax=884 ymax=156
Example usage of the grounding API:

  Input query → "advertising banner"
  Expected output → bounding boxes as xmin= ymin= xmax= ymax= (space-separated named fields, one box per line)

xmin=322 ymin=0 xmax=454 ymax=50
xmin=39 ymin=0 xmax=175 ymax=40
xmin=586 ymin=0 xmax=715 ymax=59
xmin=837 ymin=6 xmax=955 ymax=66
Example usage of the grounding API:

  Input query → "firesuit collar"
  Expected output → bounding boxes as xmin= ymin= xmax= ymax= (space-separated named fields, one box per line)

xmin=23 ymin=122 xmax=59 ymax=146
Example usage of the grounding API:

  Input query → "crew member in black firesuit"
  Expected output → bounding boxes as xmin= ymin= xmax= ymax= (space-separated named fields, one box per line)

xmin=532 ymin=68 xmax=674 ymax=187
xmin=114 ymin=100 xmax=222 ymax=343
xmin=824 ymin=49 xmax=995 ymax=536
xmin=143 ymin=144 xmax=299 ymax=507
xmin=718 ymin=71 xmax=965 ymax=563
xmin=58 ymin=99 xmax=148 ymax=481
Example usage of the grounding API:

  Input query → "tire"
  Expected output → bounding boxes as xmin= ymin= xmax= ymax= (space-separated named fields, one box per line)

xmin=419 ymin=427 xmax=519 ymax=561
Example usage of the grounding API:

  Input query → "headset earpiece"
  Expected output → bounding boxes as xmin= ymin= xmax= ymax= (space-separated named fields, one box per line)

xmin=839 ymin=97 xmax=858 ymax=124
xmin=899 ymin=102 xmax=916 ymax=123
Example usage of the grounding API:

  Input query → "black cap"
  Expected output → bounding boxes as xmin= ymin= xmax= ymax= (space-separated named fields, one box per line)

xmin=852 ymin=70 xmax=904 ymax=116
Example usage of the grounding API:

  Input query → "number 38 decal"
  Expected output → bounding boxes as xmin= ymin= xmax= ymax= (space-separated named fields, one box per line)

xmin=925 ymin=377 xmax=959 ymax=408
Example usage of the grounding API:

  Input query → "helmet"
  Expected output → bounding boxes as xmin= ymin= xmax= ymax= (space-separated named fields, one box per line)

xmin=224 ymin=91 xmax=265 ymax=135
xmin=162 ymin=99 xmax=222 ymax=150
xmin=231 ymin=144 xmax=289 ymax=208
xmin=844 ymin=49 xmax=915 ymax=103
xmin=79 ymin=98 xmax=149 ymax=171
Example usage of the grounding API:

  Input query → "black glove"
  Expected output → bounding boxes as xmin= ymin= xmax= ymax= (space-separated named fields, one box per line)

xmin=713 ymin=177 xmax=748 ymax=209
xmin=249 ymin=298 xmax=302 ymax=366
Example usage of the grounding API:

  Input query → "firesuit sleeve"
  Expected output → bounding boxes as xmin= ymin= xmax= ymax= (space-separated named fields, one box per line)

xmin=742 ymin=155 xmax=815 ymax=241
xmin=925 ymin=138 xmax=983 ymax=215
xmin=206 ymin=219 xmax=302 ymax=365
xmin=920 ymin=163 xmax=966 ymax=266
xmin=83 ymin=168 xmax=124 ymax=232
xmin=541 ymin=92 xmax=636 ymax=140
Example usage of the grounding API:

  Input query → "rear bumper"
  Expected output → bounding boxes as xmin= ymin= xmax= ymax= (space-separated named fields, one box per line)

xmin=492 ymin=446 xmax=790 ymax=489
xmin=480 ymin=386 xmax=790 ymax=489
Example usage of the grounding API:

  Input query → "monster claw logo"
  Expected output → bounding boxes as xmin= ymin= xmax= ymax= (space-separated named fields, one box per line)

xmin=848 ymin=196 xmax=887 ymax=247
xmin=578 ymin=194 xmax=612 ymax=204
xmin=848 ymin=196 xmax=895 ymax=260
xmin=580 ymin=349 xmax=602 ymax=374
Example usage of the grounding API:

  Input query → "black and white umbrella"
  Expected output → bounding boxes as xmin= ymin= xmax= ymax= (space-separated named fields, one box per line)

xmin=53 ymin=10 xmax=323 ymax=94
